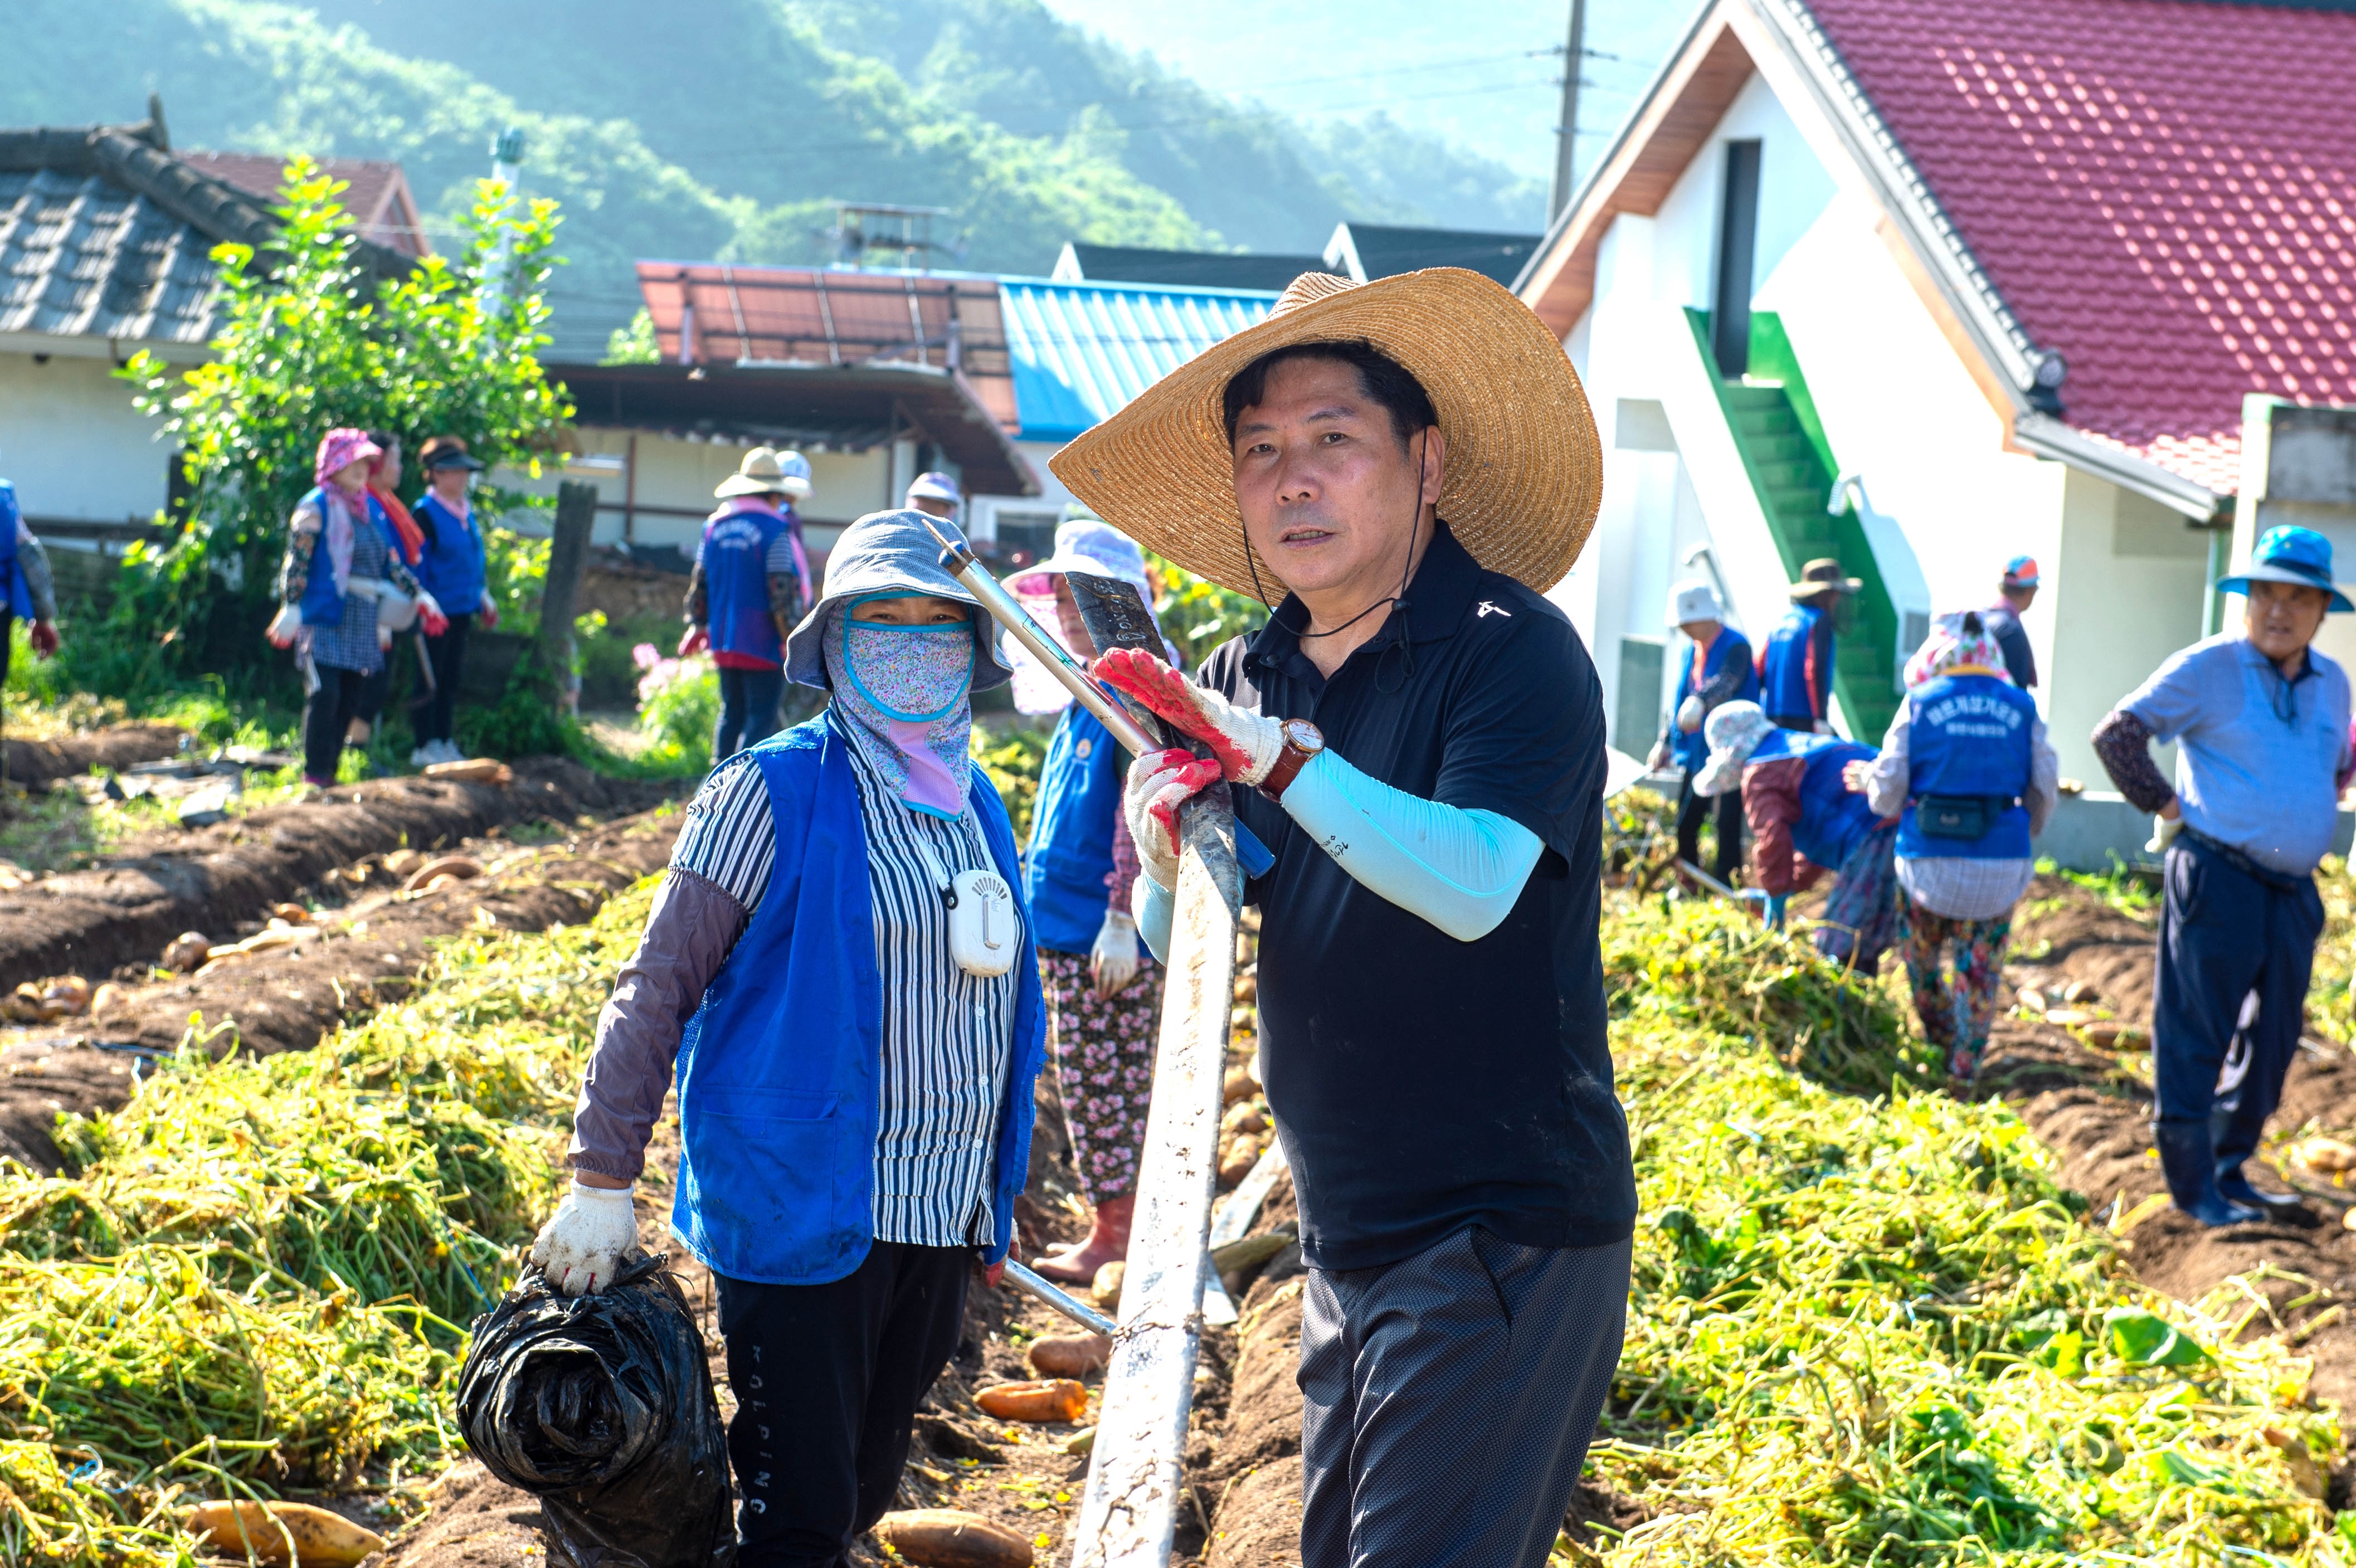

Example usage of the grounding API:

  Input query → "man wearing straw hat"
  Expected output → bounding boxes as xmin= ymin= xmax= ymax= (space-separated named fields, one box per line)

xmin=1056 ymin=269 xmax=1632 ymax=1567
xmin=1760 ymin=557 xmax=1861 ymax=733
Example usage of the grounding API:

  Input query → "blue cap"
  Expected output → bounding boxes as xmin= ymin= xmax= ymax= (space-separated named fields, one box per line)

xmin=2218 ymin=525 xmax=2354 ymax=613
xmin=2001 ymin=553 xmax=2039 ymax=587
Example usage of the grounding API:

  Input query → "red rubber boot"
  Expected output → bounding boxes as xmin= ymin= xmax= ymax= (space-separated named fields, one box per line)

xmin=1030 ymin=1191 xmax=1136 ymax=1285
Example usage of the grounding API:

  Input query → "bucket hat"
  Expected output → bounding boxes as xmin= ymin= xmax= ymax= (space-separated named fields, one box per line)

xmin=1788 ymin=558 xmax=1862 ymax=600
xmin=1667 ymin=579 xmax=1724 ymax=627
xmin=717 ymin=446 xmax=813 ymax=500
xmin=314 ymin=428 xmax=382 ymax=486
xmin=1049 ymin=268 xmax=1602 ymax=597
xmin=783 ymin=509 xmax=1014 ymax=692
xmin=1007 ymin=519 xmax=1153 ymax=601
xmin=906 ymin=470 xmax=962 ymax=507
xmin=1694 ymin=700 xmax=1775 ymax=797
xmin=2218 ymin=525 xmax=2354 ymax=612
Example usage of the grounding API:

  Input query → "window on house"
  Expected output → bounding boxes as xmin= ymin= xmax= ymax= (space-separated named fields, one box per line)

xmin=1712 ymin=140 xmax=1763 ymax=378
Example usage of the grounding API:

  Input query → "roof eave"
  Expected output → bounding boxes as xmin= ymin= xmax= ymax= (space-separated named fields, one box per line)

xmin=2011 ymin=413 xmax=2228 ymax=522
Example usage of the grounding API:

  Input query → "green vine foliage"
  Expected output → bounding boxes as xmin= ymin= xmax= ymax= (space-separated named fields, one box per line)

xmin=102 ymin=160 xmax=572 ymax=699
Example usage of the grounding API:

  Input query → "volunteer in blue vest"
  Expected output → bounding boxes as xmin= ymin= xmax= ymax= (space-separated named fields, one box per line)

xmin=2091 ymin=525 xmax=2356 ymax=1226
xmin=1696 ymin=698 xmax=1901 ymax=973
xmin=1980 ymin=555 xmax=2040 ymax=692
xmin=1759 ymin=557 xmax=1859 ymax=732
xmin=1647 ymin=579 xmax=1756 ymax=882
xmin=1001 ymin=519 xmax=1166 ymax=1286
xmin=0 ymin=455 xmax=65 ymax=683
xmin=410 ymin=436 xmax=497 ymax=767
xmin=1857 ymin=612 xmax=2058 ymax=1083
xmin=268 ymin=430 xmax=446 ymax=787
xmin=533 ymin=508 xmax=1046 ymax=1567
xmin=1065 ymin=268 xmax=1629 ymax=1568
xmin=684 ymin=448 xmax=807 ymax=763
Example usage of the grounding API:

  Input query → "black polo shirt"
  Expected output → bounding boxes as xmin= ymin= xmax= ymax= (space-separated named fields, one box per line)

xmin=1200 ymin=524 xmax=1634 ymax=1272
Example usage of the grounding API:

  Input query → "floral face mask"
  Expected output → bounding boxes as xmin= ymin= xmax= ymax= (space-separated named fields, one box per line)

xmin=825 ymin=599 xmax=976 ymax=817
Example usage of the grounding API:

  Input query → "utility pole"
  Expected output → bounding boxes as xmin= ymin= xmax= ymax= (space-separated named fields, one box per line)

xmin=482 ymin=126 xmax=527 ymax=329
xmin=1548 ymin=0 xmax=1588 ymax=225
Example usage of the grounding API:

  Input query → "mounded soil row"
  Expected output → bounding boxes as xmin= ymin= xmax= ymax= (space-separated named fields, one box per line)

xmin=0 ymin=802 xmax=686 ymax=1173
xmin=3 ymin=723 xmax=187 ymax=786
xmin=0 ymin=758 xmax=678 ymax=995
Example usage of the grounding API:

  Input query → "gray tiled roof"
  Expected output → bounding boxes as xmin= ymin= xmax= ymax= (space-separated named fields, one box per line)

xmin=0 ymin=112 xmax=412 ymax=349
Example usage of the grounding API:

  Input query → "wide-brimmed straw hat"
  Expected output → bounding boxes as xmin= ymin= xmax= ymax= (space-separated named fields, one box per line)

xmin=1788 ymin=558 xmax=1862 ymax=600
xmin=717 ymin=446 xmax=813 ymax=499
xmin=1049 ymin=268 xmax=1602 ymax=597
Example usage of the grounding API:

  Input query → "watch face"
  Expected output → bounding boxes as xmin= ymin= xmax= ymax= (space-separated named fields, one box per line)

xmin=1284 ymin=719 xmax=1322 ymax=751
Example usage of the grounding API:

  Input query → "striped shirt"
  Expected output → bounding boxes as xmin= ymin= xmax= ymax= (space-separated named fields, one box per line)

xmin=669 ymin=728 xmax=1018 ymax=1247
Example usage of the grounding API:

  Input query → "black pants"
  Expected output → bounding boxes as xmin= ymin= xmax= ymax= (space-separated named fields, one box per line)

xmin=715 ymin=665 xmax=786 ymax=763
xmin=1768 ymin=713 xmax=1815 ymax=732
xmin=716 ymin=1241 xmax=970 ymax=1568
xmin=1299 ymin=1228 xmax=1630 ymax=1568
xmin=2154 ymin=835 xmax=2324 ymax=1170
xmin=303 ymin=664 xmax=371 ymax=782
xmin=417 ymin=612 xmax=473 ymax=744
xmin=1676 ymin=774 xmax=1743 ymax=881
xmin=356 ymin=626 xmax=418 ymax=728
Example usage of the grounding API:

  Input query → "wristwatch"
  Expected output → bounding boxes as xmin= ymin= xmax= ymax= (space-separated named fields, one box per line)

xmin=1258 ymin=718 xmax=1325 ymax=802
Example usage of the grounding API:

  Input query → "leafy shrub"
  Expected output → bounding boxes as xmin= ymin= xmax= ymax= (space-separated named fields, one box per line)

xmin=634 ymin=644 xmax=718 ymax=767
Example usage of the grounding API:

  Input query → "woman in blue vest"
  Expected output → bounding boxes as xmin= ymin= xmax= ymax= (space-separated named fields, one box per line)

xmin=1002 ymin=519 xmax=1165 ymax=1285
xmin=1759 ymin=558 xmax=1860 ymax=732
xmin=410 ymin=436 xmax=497 ymax=766
xmin=1696 ymin=698 xmax=1901 ymax=973
xmin=532 ymin=509 xmax=1046 ymax=1566
xmin=684 ymin=448 xmax=808 ymax=763
xmin=1648 ymin=580 xmax=1757 ymax=881
xmin=267 ymin=430 xmax=445 ymax=786
xmin=1862 ymin=613 xmax=2057 ymax=1082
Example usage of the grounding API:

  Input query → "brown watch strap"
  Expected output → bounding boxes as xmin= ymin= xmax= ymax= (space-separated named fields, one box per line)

xmin=1258 ymin=733 xmax=1317 ymax=802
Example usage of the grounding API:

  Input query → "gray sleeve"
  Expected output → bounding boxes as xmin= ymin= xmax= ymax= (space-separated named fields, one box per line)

xmin=568 ymin=868 xmax=749 ymax=1181
xmin=15 ymin=526 xmax=55 ymax=622
xmin=1864 ymin=707 xmax=1912 ymax=819
xmin=2026 ymin=717 xmax=2061 ymax=836
xmin=669 ymin=753 xmax=777 ymax=910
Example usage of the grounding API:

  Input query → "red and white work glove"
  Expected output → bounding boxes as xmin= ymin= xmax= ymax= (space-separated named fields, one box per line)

xmin=27 ymin=621 xmax=57 ymax=658
xmin=266 ymin=603 xmax=303 ymax=650
xmin=1091 ymin=907 xmax=1141 ymax=997
xmin=1093 ymin=647 xmax=1284 ymax=787
xmin=679 ymin=625 xmax=711 ymax=659
xmin=415 ymin=591 xmax=450 ymax=639
xmin=479 ymin=590 xmax=500 ymax=631
xmin=1123 ymin=747 xmax=1222 ymax=889
xmin=529 ymin=1180 xmax=638 ymax=1297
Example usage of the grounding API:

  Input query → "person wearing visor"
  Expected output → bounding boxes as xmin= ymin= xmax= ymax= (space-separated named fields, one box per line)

xmin=1695 ymin=699 xmax=1900 ymax=973
xmin=685 ymin=447 xmax=811 ymax=763
xmin=1857 ymin=613 xmax=2058 ymax=1083
xmin=410 ymin=436 xmax=496 ymax=765
xmin=1760 ymin=557 xmax=1860 ymax=733
xmin=1055 ymin=268 xmax=1630 ymax=1568
xmin=1647 ymin=579 xmax=1755 ymax=882
xmin=2092 ymin=524 xmax=2355 ymax=1226
xmin=1982 ymin=554 xmax=2041 ymax=692
xmin=532 ymin=508 xmax=1046 ymax=1567
xmin=269 ymin=429 xmax=446 ymax=786
xmin=1000 ymin=518 xmax=1166 ymax=1286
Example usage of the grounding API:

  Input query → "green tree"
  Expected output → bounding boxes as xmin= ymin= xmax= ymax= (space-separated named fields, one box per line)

xmin=106 ymin=160 xmax=572 ymax=695
xmin=602 ymin=308 xmax=661 ymax=365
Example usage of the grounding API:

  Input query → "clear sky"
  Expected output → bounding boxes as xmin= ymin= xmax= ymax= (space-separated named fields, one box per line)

xmin=1034 ymin=0 xmax=1703 ymax=189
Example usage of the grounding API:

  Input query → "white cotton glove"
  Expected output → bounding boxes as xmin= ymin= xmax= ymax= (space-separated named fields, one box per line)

xmin=1646 ymin=738 xmax=1671 ymax=772
xmin=1094 ymin=647 xmax=1286 ymax=786
xmin=266 ymin=602 xmax=303 ymax=650
xmin=529 ymin=1180 xmax=639 ymax=1297
xmin=1123 ymin=747 xmax=1223 ymax=891
xmin=1091 ymin=908 xmax=1142 ymax=998
xmin=2147 ymin=810 xmax=2183 ymax=855
xmin=1676 ymin=694 xmax=1706 ymax=734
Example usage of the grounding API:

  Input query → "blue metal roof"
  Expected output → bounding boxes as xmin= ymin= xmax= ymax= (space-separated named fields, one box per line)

xmin=997 ymin=278 xmax=1276 ymax=443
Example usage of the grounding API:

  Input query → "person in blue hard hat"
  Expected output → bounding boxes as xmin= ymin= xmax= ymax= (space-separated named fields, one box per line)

xmin=684 ymin=448 xmax=810 ymax=763
xmin=999 ymin=518 xmax=1170 ymax=1286
xmin=1858 ymin=612 xmax=2059 ymax=1083
xmin=536 ymin=508 xmax=1047 ymax=1567
xmin=1647 ymin=578 xmax=1756 ymax=882
xmin=1696 ymin=698 xmax=1901 ymax=973
xmin=2091 ymin=524 xmax=2356 ymax=1226
xmin=1759 ymin=557 xmax=1860 ymax=733
xmin=1980 ymin=554 xmax=2041 ymax=692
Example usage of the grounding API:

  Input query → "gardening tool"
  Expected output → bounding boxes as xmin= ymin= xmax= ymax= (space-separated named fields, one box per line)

xmin=1003 ymin=1259 xmax=1118 ymax=1339
xmin=918 ymin=515 xmax=1246 ymax=1567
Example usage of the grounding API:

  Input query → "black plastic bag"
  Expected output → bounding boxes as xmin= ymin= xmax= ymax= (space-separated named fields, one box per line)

xmin=456 ymin=1254 xmax=735 ymax=1568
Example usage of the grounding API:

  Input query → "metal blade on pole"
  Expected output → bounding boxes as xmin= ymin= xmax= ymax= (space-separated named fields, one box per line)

xmin=1001 ymin=1259 xmax=1117 ymax=1340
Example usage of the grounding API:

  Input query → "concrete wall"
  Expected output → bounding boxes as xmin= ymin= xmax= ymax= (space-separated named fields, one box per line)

xmin=0 ymin=350 xmax=172 ymax=523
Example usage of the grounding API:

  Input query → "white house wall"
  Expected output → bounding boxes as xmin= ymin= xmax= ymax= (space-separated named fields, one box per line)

xmin=0 ymin=353 xmax=171 ymax=524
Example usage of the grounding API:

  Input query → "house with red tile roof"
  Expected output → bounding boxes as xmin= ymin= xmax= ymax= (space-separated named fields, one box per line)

xmin=1516 ymin=0 xmax=2356 ymax=829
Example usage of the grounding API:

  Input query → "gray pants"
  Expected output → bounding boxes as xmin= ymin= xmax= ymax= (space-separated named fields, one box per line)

xmin=1299 ymin=1227 xmax=1631 ymax=1567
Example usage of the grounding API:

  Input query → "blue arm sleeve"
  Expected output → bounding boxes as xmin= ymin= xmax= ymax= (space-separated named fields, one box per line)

xmin=1280 ymin=749 xmax=1543 ymax=941
xmin=1132 ymin=872 xmax=1175 ymax=966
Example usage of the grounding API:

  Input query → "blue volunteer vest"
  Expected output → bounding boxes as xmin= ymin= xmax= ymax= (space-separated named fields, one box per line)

xmin=414 ymin=494 xmax=486 ymax=613
xmin=0 ymin=483 xmax=35 ymax=621
xmin=1897 ymin=671 xmax=2036 ymax=860
xmin=295 ymin=485 xmax=353 ymax=627
xmin=670 ymin=717 xmax=1048 ymax=1286
xmin=1761 ymin=603 xmax=1831 ymax=721
xmin=1671 ymin=630 xmax=1759 ymax=770
xmin=1749 ymin=728 xmax=1882 ymax=870
xmin=702 ymin=507 xmax=791 ymax=665
xmin=1026 ymin=704 xmax=1126 ymax=955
